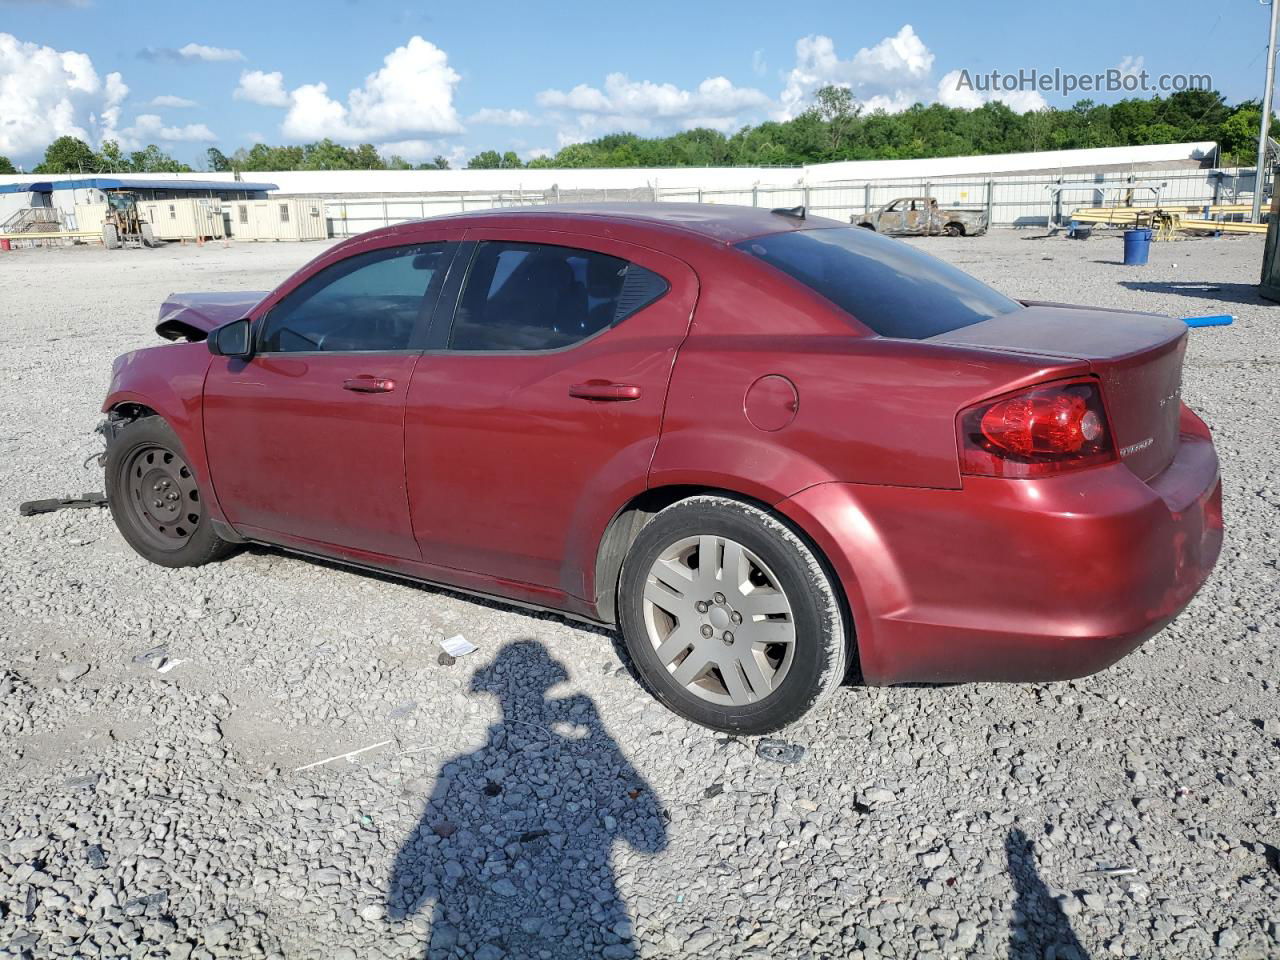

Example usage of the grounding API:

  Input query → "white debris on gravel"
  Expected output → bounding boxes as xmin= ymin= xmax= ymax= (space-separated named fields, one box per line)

xmin=0 ymin=233 xmax=1277 ymax=959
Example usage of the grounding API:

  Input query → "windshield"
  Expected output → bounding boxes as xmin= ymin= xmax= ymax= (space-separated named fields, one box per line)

xmin=736 ymin=226 xmax=1022 ymax=339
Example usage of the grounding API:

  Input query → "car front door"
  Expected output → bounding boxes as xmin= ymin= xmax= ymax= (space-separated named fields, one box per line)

xmin=404 ymin=229 xmax=698 ymax=600
xmin=878 ymin=200 xmax=904 ymax=234
xmin=203 ymin=237 xmax=457 ymax=559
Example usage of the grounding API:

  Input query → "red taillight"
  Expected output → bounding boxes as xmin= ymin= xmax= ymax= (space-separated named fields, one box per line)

xmin=959 ymin=378 xmax=1116 ymax=478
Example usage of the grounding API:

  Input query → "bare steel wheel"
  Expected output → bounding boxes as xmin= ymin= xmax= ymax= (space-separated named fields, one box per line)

xmin=105 ymin=416 xmax=236 ymax=568
xmin=618 ymin=496 xmax=848 ymax=733
xmin=124 ymin=444 xmax=202 ymax=547
xmin=643 ymin=535 xmax=796 ymax=706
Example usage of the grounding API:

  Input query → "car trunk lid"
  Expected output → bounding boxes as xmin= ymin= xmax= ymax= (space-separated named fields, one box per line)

xmin=930 ymin=304 xmax=1188 ymax=480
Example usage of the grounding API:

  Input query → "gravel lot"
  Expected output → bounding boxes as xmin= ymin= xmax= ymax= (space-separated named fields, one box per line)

xmin=0 ymin=229 xmax=1277 ymax=960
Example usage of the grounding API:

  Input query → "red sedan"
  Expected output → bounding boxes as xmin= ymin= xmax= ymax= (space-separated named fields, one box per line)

xmin=101 ymin=204 xmax=1223 ymax=733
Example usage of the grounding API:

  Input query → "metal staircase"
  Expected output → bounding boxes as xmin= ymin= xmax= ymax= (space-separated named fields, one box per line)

xmin=0 ymin=207 xmax=62 ymax=234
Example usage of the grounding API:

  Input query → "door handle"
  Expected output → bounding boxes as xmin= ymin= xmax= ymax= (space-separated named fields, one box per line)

xmin=343 ymin=376 xmax=397 ymax=394
xmin=569 ymin=381 xmax=642 ymax=402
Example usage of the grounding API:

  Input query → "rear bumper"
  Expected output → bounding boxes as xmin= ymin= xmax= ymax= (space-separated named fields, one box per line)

xmin=778 ymin=434 xmax=1223 ymax=686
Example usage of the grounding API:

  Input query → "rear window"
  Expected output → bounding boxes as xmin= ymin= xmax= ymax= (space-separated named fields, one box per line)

xmin=736 ymin=227 xmax=1021 ymax=339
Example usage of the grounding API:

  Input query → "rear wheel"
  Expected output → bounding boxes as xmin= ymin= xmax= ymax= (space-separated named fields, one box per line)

xmin=102 ymin=223 xmax=120 ymax=249
xmin=140 ymin=223 xmax=158 ymax=248
xmin=944 ymin=222 xmax=965 ymax=237
xmin=105 ymin=416 xmax=236 ymax=568
xmin=856 ymin=222 xmax=876 ymax=230
xmin=617 ymin=496 xmax=847 ymax=733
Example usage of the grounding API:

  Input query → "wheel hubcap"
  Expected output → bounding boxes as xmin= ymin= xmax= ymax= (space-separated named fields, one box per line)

xmin=641 ymin=535 xmax=796 ymax=706
xmin=125 ymin=445 xmax=202 ymax=547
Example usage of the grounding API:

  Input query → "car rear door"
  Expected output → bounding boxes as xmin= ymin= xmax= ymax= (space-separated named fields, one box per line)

xmin=403 ymin=228 xmax=698 ymax=600
xmin=203 ymin=234 xmax=459 ymax=559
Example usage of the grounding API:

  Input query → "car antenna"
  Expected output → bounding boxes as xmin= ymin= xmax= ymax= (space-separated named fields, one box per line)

xmin=770 ymin=205 xmax=806 ymax=220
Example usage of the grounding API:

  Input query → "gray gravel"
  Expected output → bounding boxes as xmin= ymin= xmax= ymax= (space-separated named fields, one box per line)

xmin=1 ymin=230 xmax=1277 ymax=959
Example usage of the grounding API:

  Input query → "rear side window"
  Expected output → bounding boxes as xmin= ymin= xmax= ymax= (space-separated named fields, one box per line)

xmin=450 ymin=241 xmax=668 ymax=351
xmin=259 ymin=243 xmax=450 ymax=352
xmin=736 ymin=227 xmax=1021 ymax=339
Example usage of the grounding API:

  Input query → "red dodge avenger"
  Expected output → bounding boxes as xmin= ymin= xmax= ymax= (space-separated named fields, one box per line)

xmin=102 ymin=204 xmax=1223 ymax=733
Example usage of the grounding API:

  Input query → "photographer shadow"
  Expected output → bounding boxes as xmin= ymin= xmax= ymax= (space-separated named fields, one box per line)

xmin=1006 ymin=828 xmax=1091 ymax=960
xmin=387 ymin=639 xmax=667 ymax=959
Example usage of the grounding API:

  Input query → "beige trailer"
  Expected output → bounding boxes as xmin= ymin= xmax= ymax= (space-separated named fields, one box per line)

xmin=230 ymin=198 xmax=327 ymax=241
xmin=72 ymin=201 xmax=108 ymax=233
xmin=139 ymin=198 xmax=225 ymax=240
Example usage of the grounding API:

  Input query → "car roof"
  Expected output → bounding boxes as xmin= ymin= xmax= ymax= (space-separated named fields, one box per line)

xmin=417 ymin=202 xmax=846 ymax=245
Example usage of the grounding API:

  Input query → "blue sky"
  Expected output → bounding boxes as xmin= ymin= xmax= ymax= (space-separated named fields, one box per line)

xmin=0 ymin=0 xmax=1271 ymax=168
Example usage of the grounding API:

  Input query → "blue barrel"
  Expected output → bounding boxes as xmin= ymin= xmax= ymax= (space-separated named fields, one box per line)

xmin=1122 ymin=228 xmax=1152 ymax=265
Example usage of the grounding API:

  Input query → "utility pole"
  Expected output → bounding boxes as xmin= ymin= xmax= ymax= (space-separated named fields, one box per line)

xmin=1253 ymin=0 xmax=1280 ymax=223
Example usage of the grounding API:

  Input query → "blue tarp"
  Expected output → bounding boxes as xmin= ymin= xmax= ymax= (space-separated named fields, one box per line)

xmin=0 ymin=178 xmax=277 ymax=194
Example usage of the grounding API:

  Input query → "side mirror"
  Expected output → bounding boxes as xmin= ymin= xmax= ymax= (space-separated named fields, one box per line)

xmin=208 ymin=318 xmax=252 ymax=358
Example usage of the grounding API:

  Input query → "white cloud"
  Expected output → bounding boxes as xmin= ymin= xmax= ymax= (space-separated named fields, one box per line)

xmin=234 ymin=69 xmax=289 ymax=107
xmin=936 ymin=69 xmax=984 ymax=110
xmin=375 ymin=138 xmax=445 ymax=162
xmin=936 ymin=68 xmax=1048 ymax=113
xmin=777 ymin=27 xmax=934 ymax=119
xmin=95 ymin=70 xmax=128 ymax=144
xmin=1115 ymin=55 xmax=1145 ymax=78
xmin=1000 ymin=89 xmax=1049 ymax=113
xmin=280 ymin=36 xmax=462 ymax=142
xmin=0 ymin=32 xmax=131 ymax=159
xmin=468 ymin=107 xmax=536 ymax=126
xmin=178 ymin=42 xmax=243 ymax=63
xmin=149 ymin=94 xmax=197 ymax=108
xmin=752 ymin=49 xmax=767 ymax=77
xmin=537 ymin=72 xmax=769 ymax=142
xmin=122 ymin=113 xmax=217 ymax=145
xmin=525 ymin=147 xmax=552 ymax=160
xmin=376 ymin=140 xmax=465 ymax=166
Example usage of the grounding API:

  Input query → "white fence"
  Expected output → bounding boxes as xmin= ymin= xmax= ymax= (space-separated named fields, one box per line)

xmin=322 ymin=166 xmax=1258 ymax=236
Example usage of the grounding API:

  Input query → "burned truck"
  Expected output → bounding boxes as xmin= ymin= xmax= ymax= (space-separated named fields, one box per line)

xmin=854 ymin=196 xmax=988 ymax=237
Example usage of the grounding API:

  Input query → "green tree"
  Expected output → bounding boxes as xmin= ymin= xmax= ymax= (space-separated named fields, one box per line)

xmin=207 ymin=147 xmax=232 ymax=172
xmin=351 ymin=143 xmax=386 ymax=169
xmin=33 ymin=136 xmax=98 ymax=173
xmin=96 ymin=140 xmax=126 ymax=171
xmin=467 ymin=150 xmax=503 ymax=169
xmin=302 ymin=139 xmax=356 ymax=170
xmin=812 ymin=85 xmax=859 ymax=156
xmin=384 ymin=154 xmax=413 ymax=170
xmin=1218 ymin=101 xmax=1276 ymax=166
xmin=132 ymin=88 xmax=1263 ymax=177
xmin=128 ymin=144 xmax=192 ymax=173
xmin=549 ymin=143 xmax=600 ymax=168
xmin=0 ymin=155 xmax=15 ymax=174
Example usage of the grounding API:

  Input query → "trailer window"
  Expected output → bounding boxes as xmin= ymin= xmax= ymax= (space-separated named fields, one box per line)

xmin=736 ymin=226 xmax=1021 ymax=339
xmin=279 ymin=204 xmax=290 ymax=223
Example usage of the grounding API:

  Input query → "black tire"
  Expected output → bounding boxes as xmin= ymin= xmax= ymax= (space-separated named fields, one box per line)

xmin=102 ymin=223 xmax=120 ymax=250
xmin=856 ymin=222 xmax=876 ymax=230
xmin=944 ymin=222 xmax=965 ymax=237
xmin=617 ymin=496 xmax=848 ymax=734
xmin=105 ymin=416 xmax=236 ymax=568
xmin=141 ymin=223 xmax=159 ymax=248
